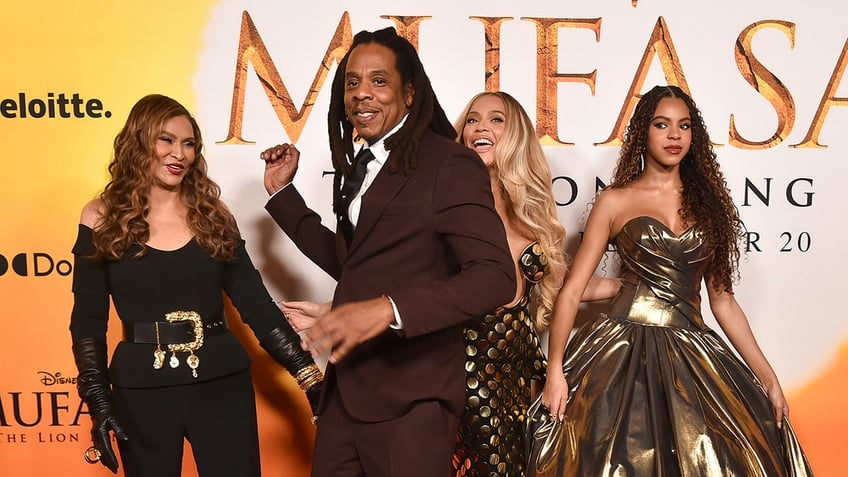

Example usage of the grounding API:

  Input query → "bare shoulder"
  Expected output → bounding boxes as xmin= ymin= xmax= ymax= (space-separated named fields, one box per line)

xmin=591 ymin=188 xmax=641 ymax=237
xmin=592 ymin=188 xmax=626 ymax=214
xmin=79 ymin=199 xmax=105 ymax=229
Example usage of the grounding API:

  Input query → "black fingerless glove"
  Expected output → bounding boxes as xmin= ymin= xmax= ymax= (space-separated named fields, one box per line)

xmin=72 ymin=337 xmax=129 ymax=474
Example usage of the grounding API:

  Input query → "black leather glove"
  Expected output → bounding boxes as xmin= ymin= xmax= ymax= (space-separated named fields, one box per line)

xmin=72 ymin=337 xmax=129 ymax=474
xmin=305 ymin=379 xmax=322 ymax=416
xmin=259 ymin=326 xmax=324 ymax=417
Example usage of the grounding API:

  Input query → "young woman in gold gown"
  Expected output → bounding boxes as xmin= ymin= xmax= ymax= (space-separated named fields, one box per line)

xmin=537 ymin=85 xmax=814 ymax=476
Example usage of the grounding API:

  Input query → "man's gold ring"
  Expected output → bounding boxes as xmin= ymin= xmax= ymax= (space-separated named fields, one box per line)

xmin=84 ymin=446 xmax=101 ymax=464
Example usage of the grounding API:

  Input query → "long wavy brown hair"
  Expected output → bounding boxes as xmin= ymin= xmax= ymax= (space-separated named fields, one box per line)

xmin=609 ymin=85 xmax=744 ymax=292
xmin=454 ymin=92 xmax=568 ymax=328
xmin=92 ymin=94 xmax=240 ymax=261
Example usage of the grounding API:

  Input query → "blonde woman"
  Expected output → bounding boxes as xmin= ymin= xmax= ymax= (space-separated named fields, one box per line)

xmin=451 ymin=91 xmax=618 ymax=476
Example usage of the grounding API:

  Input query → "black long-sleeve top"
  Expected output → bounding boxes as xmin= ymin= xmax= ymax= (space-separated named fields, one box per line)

xmin=69 ymin=224 xmax=294 ymax=388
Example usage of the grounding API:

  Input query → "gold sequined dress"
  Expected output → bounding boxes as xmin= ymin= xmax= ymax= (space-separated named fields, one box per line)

xmin=453 ymin=241 xmax=548 ymax=476
xmin=547 ymin=216 xmax=813 ymax=476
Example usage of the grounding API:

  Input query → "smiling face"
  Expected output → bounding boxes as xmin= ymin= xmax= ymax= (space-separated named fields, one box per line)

xmin=461 ymin=94 xmax=507 ymax=167
xmin=150 ymin=115 xmax=196 ymax=191
xmin=645 ymin=97 xmax=692 ymax=170
xmin=343 ymin=42 xmax=414 ymax=144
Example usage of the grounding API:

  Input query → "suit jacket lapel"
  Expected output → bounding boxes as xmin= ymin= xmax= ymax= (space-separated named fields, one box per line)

xmin=335 ymin=225 xmax=349 ymax=260
xmin=349 ymin=165 xmax=410 ymax=253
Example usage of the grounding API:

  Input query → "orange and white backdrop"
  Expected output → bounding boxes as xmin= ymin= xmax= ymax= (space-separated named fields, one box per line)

xmin=1 ymin=1 xmax=845 ymax=475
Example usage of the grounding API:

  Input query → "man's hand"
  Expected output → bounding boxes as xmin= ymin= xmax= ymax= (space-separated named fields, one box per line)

xmin=301 ymin=297 xmax=395 ymax=364
xmin=261 ymin=143 xmax=300 ymax=195
xmin=279 ymin=300 xmax=331 ymax=332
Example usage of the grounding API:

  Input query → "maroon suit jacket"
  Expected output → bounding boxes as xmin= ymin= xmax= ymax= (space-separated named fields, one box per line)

xmin=266 ymin=129 xmax=515 ymax=422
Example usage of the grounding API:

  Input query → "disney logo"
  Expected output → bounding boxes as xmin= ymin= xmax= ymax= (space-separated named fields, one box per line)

xmin=38 ymin=371 xmax=77 ymax=386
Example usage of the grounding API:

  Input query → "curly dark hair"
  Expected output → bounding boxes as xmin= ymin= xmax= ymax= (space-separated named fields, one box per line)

xmin=93 ymin=94 xmax=240 ymax=262
xmin=609 ymin=85 xmax=744 ymax=292
xmin=327 ymin=27 xmax=456 ymax=217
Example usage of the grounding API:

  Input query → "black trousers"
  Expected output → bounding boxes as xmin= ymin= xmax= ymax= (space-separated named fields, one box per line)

xmin=113 ymin=369 xmax=260 ymax=477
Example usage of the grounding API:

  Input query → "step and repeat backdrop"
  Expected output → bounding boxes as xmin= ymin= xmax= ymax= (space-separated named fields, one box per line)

xmin=1 ymin=1 xmax=846 ymax=475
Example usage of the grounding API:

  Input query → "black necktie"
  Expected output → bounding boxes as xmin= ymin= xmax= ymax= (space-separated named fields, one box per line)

xmin=338 ymin=147 xmax=375 ymax=242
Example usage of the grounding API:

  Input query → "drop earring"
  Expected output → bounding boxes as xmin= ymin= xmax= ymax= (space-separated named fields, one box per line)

xmin=640 ymin=153 xmax=645 ymax=172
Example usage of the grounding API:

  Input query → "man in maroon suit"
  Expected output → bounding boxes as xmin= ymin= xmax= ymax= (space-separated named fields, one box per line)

xmin=261 ymin=27 xmax=515 ymax=476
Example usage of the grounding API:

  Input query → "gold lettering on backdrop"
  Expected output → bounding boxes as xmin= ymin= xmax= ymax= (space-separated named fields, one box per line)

xmin=792 ymin=37 xmax=848 ymax=149
xmin=596 ymin=17 xmax=691 ymax=146
xmin=730 ymin=21 xmax=796 ymax=149
xmin=470 ymin=17 xmax=512 ymax=91
xmin=217 ymin=11 xmax=352 ymax=145
xmin=522 ymin=17 xmax=602 ymax=146
xmin=381 ymin=16 xmax=432 ymax=50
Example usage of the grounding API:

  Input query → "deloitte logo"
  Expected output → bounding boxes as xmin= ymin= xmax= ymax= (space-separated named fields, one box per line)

xmin=0 ymin=252 xmax=72 ymax=277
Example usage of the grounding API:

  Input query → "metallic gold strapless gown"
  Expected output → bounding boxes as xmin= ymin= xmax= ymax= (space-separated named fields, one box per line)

xmin=542 ymin=216 xmax=813 ymax=476
xmin=453 ymin=241 xmax=548 ymax=476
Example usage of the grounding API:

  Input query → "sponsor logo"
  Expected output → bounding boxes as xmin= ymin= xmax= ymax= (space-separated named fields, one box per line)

xmin=0 ymin=253 xmax=72 ymax=277
xmin=0 ymin=92 xmax=111 ymax=119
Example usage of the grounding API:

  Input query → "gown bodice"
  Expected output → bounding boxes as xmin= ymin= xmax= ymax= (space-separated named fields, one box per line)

xmin=608 ymin=216 xmax=713 ymax=330
xmin=465 ymin=240 xmax=546 ymax=370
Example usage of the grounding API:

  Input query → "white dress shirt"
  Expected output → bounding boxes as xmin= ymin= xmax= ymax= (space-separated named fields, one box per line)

xmin=346 ymin=117 xmax=408 ymax=330
xmin=347 ymin=116 xmax=406 ymax=226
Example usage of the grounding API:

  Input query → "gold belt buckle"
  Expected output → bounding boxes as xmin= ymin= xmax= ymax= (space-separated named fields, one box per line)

xmin=153 ymin=311 xmax=204 ymax=378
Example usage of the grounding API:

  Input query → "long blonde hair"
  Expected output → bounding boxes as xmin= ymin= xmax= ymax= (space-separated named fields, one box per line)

xmin=454 ymin=91 xmax=567 ymax=327
xmin=93 ymin=94 xmax=240 ymax=261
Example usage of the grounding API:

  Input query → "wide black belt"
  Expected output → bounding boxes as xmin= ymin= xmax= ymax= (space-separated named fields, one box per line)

xmin=123 ymin=317 xmax=229 ymax=344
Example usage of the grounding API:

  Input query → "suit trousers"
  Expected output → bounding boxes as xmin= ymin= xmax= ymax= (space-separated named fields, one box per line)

xmin=312 ymin=384 xmax=459 ymax=477
xmin=113 ymin=369 xmax=260 ymax=477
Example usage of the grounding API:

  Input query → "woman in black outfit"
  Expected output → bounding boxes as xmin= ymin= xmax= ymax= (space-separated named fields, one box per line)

xmin=69 ymin=94 xmax=322 ymax=476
